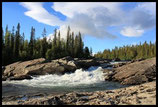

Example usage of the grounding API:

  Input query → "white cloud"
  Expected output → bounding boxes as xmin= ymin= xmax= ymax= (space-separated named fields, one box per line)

xmin=20 ymin=2 xmax=156 ymax=39
xmin=52 ymin=2 xmax=123 ymax=39
xmin=120 ymin=26 xmax=144 ymax=37
xmin=52 ymin=2 xmax=121 ymax=18
xmin=137 ymin=2 xmax=156 ymax=16
xmin=58 ymin=13 xmax=117 ymax=39
xmin=120 ymin=2 xmax=156 ymax=37
xmin=20 ymin=2 xmax=64 ymax=26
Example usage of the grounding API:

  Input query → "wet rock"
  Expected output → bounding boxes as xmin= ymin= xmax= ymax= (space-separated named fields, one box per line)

xmin=2 ymin=56 xmax=104 ymax=81
xmin=76 ymin=59 xmax=100 ymax=69
xmin=42 ymin=63 xmax=66 ymax=75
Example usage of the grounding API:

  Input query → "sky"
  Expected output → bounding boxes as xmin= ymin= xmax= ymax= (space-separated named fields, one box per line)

xmin=2 ymin=2 xmax=156 ymax=54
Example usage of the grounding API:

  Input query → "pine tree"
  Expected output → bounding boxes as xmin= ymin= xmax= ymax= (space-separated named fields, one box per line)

xmin=90 ymin=47 xmax=92 ymax=57
xmin=78 ymin=32 xmax=84 ymax=58
xmin=40 ymin=28 xmax=47 ymax=58
xmin=74 ymin=35 xmax=79 ymax=57
xmin=5 ymin=25 xmax=10 ymax=48
xmin=57 ymin=30 xmax=62 ymax=57
xmin=23 ymin=40 xmax=29 ymax=60
xmin=95 ymin=40 xmax=156 ymax=60
xmin=2 ymin=27 xmax=4 ymax=50
xmin=13 ymin=23 xmax=21 ymax=61
xmin=51 ymin=28 xmax=57 ymax=59
xmin=84 ymin=47 xmax=90 ymax=58
xmin=46 ymin=49 xmax=53 ymax=60
xmin=2 ymin=27 xmax=5 ymax=65
xmin=143 ymin=41 xmax=148 ymax=58
xmin=29 ymin=27 xmax=35 ymax=59
xmin=19 ymin=32 xmax=25 ymax=57
xmin=66 ymin=26 xmax=71 ymax=55
xmin=71 ymin=32 xmax=75 ymax=57
xmin=10 ymin=26 xmax=15 ymax=60
xmin=4 ymin=25 xmax=12 ymax=64
xmin=149 ymin=41 xmax=153 ymax=57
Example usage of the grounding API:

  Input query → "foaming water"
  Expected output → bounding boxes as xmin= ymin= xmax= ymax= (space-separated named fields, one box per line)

xmin=3 ymin=67 xmax=104 ymax=88
xmin=2 ymin=66 xmax=128 ymax=97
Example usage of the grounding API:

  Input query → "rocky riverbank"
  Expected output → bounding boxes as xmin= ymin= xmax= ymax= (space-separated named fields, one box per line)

xmin=104 ymin=57 xmax=156 ymax=85
xmin=2 ymin=81 xmax=156 ymax=105
xmin=2 ymin=56 xmax=101 ymax=81
xmin=2 ymin=57 xmax=156 ymax=105
xmin=2 ymin=56 xmax=138 ymax=81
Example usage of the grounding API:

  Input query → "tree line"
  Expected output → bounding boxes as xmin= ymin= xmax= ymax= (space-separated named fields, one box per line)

xmin=94 ymin=41 xmax=156 ymax=60
xmin=2 ymin=23 xmax=92 ymax=66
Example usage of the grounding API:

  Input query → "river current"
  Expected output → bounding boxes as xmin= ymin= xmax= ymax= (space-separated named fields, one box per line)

xmin=2 ymin=65 xmax=128 ymax=97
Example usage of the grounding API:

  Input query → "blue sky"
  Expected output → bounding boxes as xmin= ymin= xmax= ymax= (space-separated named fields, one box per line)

xmin=2 ymin=2 xmax=156 ymax=54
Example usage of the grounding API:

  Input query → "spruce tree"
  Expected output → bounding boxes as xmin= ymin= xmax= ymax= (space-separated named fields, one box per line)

xmin=40 ymin=28 xmax=47 ymax=58
xmin=74 ymin=35 xmax=79 ymax=57
xmin=84 ymin=47 xmax=90 ymax=58
xmin=2 ymin=27 xmax=4 ymax=50
xmin=57 ymin=30 xmax=61 ymax=57
xmin=78 ymin=32 xmax=84 ymax=58
xmin=2 ymin=28 xmax=5 ymax=65
xmin=29 ymin=27 xmax=35 ymax=59
xmin=90 ymin=47 xmax=93 ymax=57
xmin=5 ymin=25 xmax=12 ymax=64
xmin=10 ymin=26 xmax=15 ymax=60
xmin=51 ymin=28 xmax=57 ymax=59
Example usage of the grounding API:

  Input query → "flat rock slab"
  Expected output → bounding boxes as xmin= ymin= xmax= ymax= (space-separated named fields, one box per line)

xmin=111 ymin=57 xmax=156 ymax=85
xmin=2 ymin=57 xmax=100 ymax=80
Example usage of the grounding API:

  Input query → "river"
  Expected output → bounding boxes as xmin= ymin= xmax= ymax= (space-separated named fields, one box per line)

xmin=2 ymin=63 xmax=129 ymax=97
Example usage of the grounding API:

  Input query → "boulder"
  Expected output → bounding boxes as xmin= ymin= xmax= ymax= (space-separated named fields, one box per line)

xmin=3 ymin=58 xmax=46 ymax=80
xmin=42 ymin=63 xmax=66 ymax=75
xmin=110 ymin=57 xmax=156 ymax=85
xmin=61 ymin=56 xmax=74 ymax=61
xmin=93 ymin=58 xmax=110 ymax=64
xmin=2 ymin=57 xmax=77 ymax=80
xmin=25 ymin=64 xmax=46 ymax=75
xmin=76 ymin=59 xmax=100 ymax=69
xmin=2 ymin=56 xmax=111 ymax=81
xmin=3 ymin=58 xmax=46 ymax=77
xmin=67 ymin=60 xmax=76 ymax=67
xmin=56 ymin=56 xmax=74 ymax=65
xmin=112 ymin=62 xmax=126 ymax=68
xmin=52 ymin=56 xmax=77 ymax=72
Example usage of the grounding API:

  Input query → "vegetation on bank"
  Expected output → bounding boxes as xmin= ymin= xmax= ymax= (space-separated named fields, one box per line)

xmin=94 ymin=41 xmax=156 ymax=60
xmin=2 ymin=23 xmax=156 ymax=66
xmin=2 ymin=23 xmax=92 ymax=66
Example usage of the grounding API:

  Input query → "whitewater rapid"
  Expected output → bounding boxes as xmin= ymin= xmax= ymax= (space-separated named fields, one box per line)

xmin=3 ymin=66 xmax=105 ymax=88
xmin=3 ymin=66 xmax=129 ymax=97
